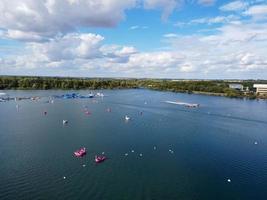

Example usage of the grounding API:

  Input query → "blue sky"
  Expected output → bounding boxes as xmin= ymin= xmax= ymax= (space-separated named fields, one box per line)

xmin=0 ymin=0 xmax=267 ymax=79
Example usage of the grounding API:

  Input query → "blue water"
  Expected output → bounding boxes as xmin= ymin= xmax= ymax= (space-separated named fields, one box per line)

xmin=0 ymin=89 xmax=267 ymax=200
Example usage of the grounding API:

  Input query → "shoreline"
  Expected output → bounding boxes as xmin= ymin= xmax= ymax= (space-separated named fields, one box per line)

xmin=1 ymin=76 xmax=267 ymax=100
xmin=1 ymin=87 xmax=267 ymax=101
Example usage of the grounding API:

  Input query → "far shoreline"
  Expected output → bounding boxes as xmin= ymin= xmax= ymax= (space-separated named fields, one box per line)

xmin=1 ymin=76 xmax=267 ymax=100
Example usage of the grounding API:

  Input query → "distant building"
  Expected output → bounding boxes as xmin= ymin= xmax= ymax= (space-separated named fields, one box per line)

xmin=253 ymin=84 xmax=267 ymax=95
xmin=229 ymin=84 xmax=243 ymax=91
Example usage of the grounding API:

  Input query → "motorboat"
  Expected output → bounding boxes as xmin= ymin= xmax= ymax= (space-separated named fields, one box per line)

xmin=63 ymin=120 xmax=68 ymax=124
xmin=95 ymin=155 xmax=106 ymax=163
xmin=125 ymin=115 xmax=130 ymax=121
xmin=88 ymin=93 xmax=94 ymax=98
xmin=74 ymin=147 xmax=86 ymax=157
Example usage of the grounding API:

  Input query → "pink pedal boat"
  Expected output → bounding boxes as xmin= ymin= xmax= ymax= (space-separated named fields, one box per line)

xmin=74 ymin=147 xmax=86 ymax=157
xmin=95 ymin=155 xmax=106 ymax=163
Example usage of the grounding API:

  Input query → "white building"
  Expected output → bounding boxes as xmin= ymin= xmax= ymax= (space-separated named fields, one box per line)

xmin=229 ymin=84 xmax=243 ymax=91
xmin=253 ymin=84 xmax=267 ymax=95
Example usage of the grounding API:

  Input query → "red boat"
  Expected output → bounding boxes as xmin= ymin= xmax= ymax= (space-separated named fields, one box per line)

xmin=74 ymin=147 xmax=86 ymax=157
xmin=95 ymin=155 xmax=106 ymax=163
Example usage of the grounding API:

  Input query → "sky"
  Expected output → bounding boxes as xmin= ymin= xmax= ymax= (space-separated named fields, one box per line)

xmin=0 ymin=0 xmax=267 ymax=79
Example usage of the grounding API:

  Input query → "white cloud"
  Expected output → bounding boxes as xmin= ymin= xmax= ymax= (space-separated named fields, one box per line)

xmin=243 ymin=4 xmax=267 ymax=19
xmin=220 ymin=1 xmax=248 ymax=12
xmin=1 ymin=0 xmax=267 ymax=78
xmin=0 ymin=0 xmax=137 ymax=41
xmin=163 ymin=33 xmax=179 ymax=38
xmin=197 ymin=0 xmax=216 ymax=6
xmin=2 ymin=20 xmax=267 ymax=78
xmin=129 ymin=25 xmax=148 ymax=30
xmin=164 ymin=21 xmax=267 ymax=75
xmin=180 ymin=63 xmax=195 ymax=72
xmin=130 ymin=26 xmax=139 ymax=30
xmin=143 ymin=0 xmax=182 ymax=21
xmin=28 ymin=33 xmax=104 ymax=61
xmin=190 ymin=15 xmax=239 ymax=24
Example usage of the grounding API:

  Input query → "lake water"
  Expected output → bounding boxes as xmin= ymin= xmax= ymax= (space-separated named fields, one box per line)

xmin=1 ymin=89 xmax=267 ymax=200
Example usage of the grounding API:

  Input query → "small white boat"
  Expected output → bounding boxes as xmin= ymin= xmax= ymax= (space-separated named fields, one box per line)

xmin=96 ymin=92 xmax=104 ymax=97
xmin=165 ymin=101 xmax=199 ymax=108
xmin=63 ymin=120 xmax=68 ymax=124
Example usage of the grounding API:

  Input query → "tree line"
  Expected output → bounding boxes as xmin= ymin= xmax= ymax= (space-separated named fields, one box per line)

xmin=0 ymin=76 xmax=266 ymax=99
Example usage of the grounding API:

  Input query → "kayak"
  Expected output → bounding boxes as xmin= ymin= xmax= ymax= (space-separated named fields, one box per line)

xmin=95 ymin=155 xmax=106 ymax=163
xmin=74 ymin=147 xmax=86 ymax=157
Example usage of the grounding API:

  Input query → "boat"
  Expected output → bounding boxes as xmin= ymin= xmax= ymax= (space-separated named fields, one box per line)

xmin=125 ymin=115 xmax=130 ymax=121
xmin=63 ymin=120 xmax=68 ymax=124
xmin=165 ymin=101 xmax=199 ymax=108
xmin=88 ymin=92 xmax=94 ymax=98
xmin=74 ymin=147 xmax=86 ymax=157
xmin=95 ymin=155 xmax=106 ymax=163
xmin=96 ymin=92 xmax=104 ymax=97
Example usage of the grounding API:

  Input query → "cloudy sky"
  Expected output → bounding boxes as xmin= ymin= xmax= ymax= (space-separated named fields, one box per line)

xmin=0 ymin=0 xmax=267 ymax=79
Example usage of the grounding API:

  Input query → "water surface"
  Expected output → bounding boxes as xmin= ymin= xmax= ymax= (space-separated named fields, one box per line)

xmin=1 ymin=89 xmax=267 ymax=200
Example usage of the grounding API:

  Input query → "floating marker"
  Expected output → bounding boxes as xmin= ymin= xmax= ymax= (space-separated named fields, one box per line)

xmin=131 ymin=150 xmax=134 ymax=153
xmin=153 ymin=146 xmax=156 ymax=150
xmin=82 ymin=164 xmax=86 ymax=167
xmin=102 ymin=152 xmax=105 ymax=155
xmin=63 ymin=176 xmax=66 ymax=179
xmin=169 ymin=149 xmax=174 ymax=154
xmin=139 ymin=154 xmax=143 ymax=157
xmin=125 ymin=153 xmax=128 ymax=156
xmin=254 ymin=141 xmax=258 ymax=145
xmin=227 ymin=179 xmax=231 ymax=183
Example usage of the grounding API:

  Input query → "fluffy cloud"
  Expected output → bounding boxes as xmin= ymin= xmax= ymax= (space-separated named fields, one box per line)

xmin=243 ymin=4 xmax=267 ymax=19
xmin=2 ymin=20 xmax=267 ymax=78
xmin=220 ymin=1 xmax=248 ymax=12
xmin=0 ymin=0 xmax=137 ymax=41
xmin=164 ymin=21 xmax=267 ymax=76
xmin=29 ymin=33 xmax=104 ymax=61
xmin=0 ymin=0 xmax=209 ymax=42
xmin=1 ymin=0 xmax=267 ymax=78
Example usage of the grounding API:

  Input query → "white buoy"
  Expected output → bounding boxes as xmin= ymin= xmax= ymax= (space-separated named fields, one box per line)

xmin=125 ymin=153 xmax=128 ymax=156
xmin=102 ymin=152 xmax=105 ymax=155
xmin=131 ymin=150 xmax=134 ymax=153
xmin=139 ymin=154 xmax=143 ymax=157
xmin=82 ymin=164 xmax=86 ymax=167
xmin=153 ymin=146 xmax=156 ymax=150
xmin=254 ymin=141 xmax=258 ymax=145
xmin=125 ymin=115 xmax=130 ymax=121
xmin=63 ymin=176 xmax=66 ymax=179
xmin=227 ymin=179 xmax=231 ymax=183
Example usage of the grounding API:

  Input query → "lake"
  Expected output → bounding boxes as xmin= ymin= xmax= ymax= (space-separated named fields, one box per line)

xmin=1 ymin=89 xmax=267 ymax=200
